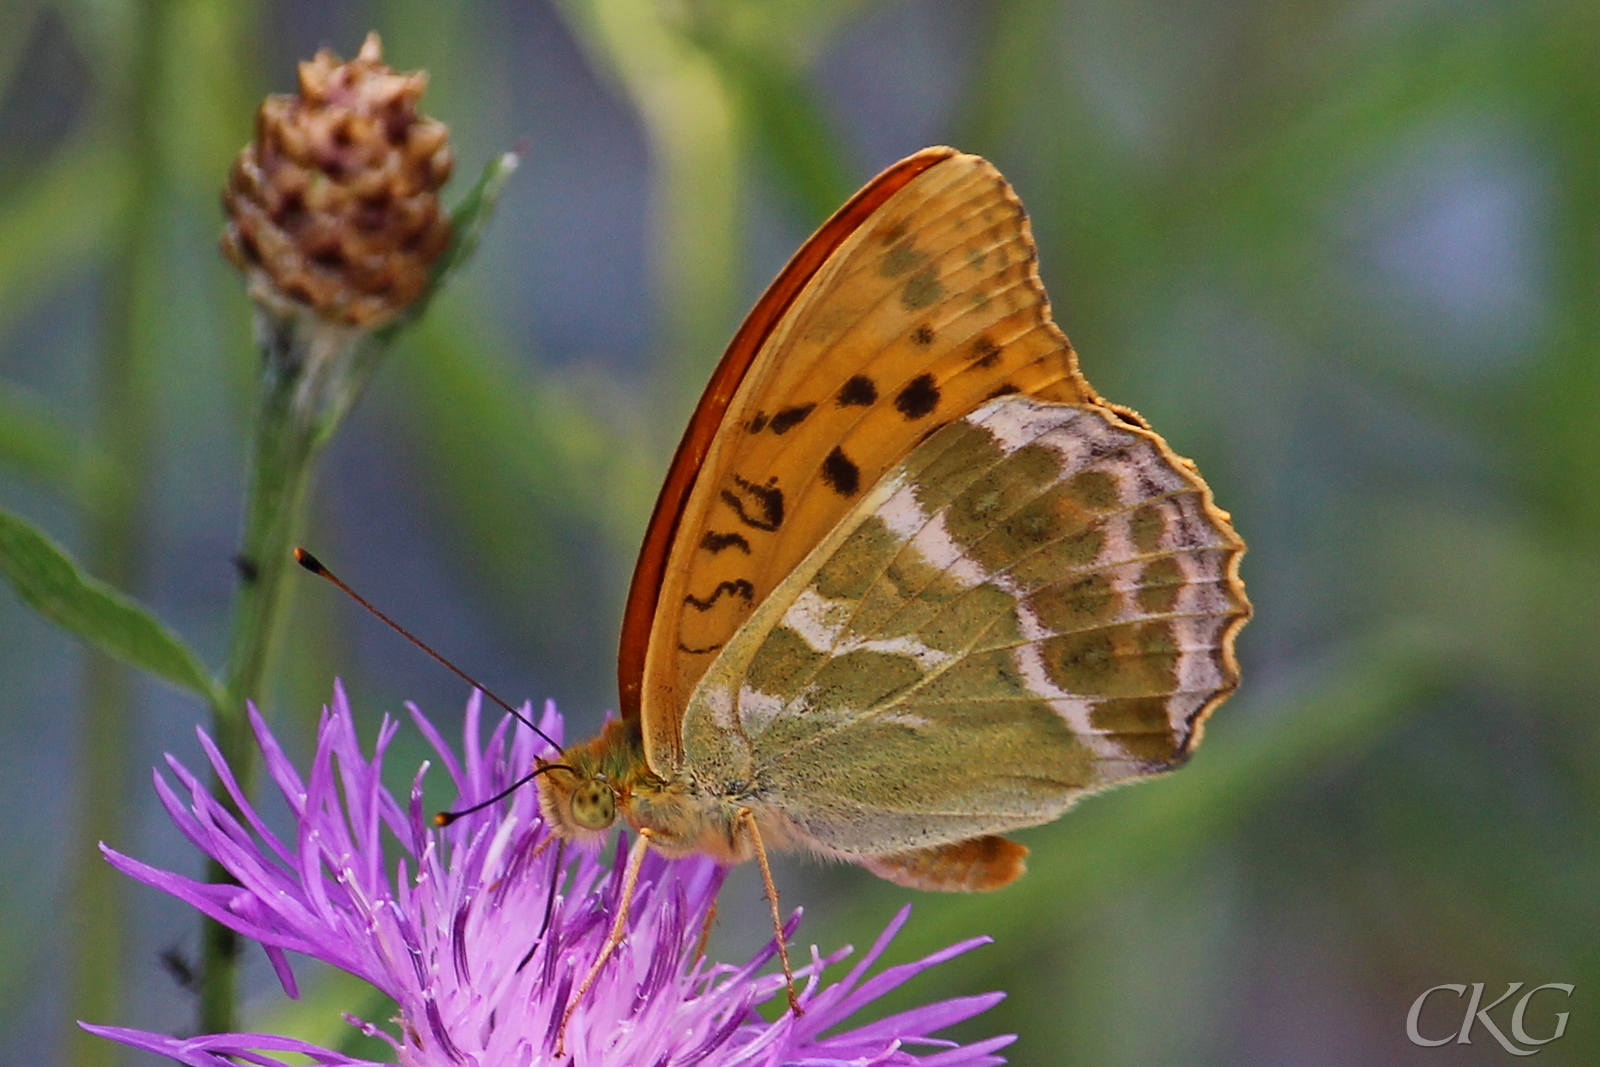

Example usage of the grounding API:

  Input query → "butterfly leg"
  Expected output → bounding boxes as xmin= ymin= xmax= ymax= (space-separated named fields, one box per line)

xmin=694 ymin=896 xmax=717 ymax=963
xmin=738 ymin=808 xmax=802 ymax=1015
xmin=555 ymin=827 xmax=654 ymax=1057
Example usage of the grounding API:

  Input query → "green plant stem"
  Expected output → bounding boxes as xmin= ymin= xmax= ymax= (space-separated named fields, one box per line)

xmin=194 ymin=144 xmax=511 ymax=1035
xmin=67 ymin=2 xmax=168 ymax=1064
xmin=216 ymin=353 xmax=331 ymax=765
xmin=200 ymin=310 xmax=373 ymax=1033
xmin=197 ymin=388 xmax=318 ymax=1034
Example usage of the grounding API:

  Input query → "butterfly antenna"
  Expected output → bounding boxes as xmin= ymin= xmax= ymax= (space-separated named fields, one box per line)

xmin=433 ymin=762 xmax=575 ymax=827
xmin=293 ymin=547 xmax=563 ymax=755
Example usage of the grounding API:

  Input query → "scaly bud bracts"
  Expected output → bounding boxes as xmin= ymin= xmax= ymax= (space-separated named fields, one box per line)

xmin=221 ymin=33 xmax=453 ymax=326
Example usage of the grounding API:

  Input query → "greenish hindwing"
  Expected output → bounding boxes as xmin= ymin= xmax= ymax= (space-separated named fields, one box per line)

xmin=682 ymin=395 xmax=1248 ymax=857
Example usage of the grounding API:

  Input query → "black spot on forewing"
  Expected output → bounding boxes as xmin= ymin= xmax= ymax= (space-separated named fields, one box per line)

xmin=684 ymin=579 xmax=754 ymax=611
xmin=911 ymin=324 xmax=935 ymax=345
xmin=701 ymin=531 xmax=751 ymax=554
xmin=746 ymin=411 xmax=769 ymax=433
xmin=721 ymin=475 xmax=785 ymax=531
xmin=678 ymin=641 xmax=724 ymax=655
xmin=821 ymin=447 xmax=861 ymax=497
xmin=971 ymin=336 xmax=1001 ymax=367
xmin=769 ymin=403 xmax=815 ymax=434
xmin=895 ymin=374 xmax=941 ymax=419
xmin=837 ymin=375 xmax=878 ymax=407
xmin=987 ymin=383 xmax=1020 ymax=400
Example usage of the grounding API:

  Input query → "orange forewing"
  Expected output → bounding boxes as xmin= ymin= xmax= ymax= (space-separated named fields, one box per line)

xmin=617 ymin=147 xmax=953 ymax=725
xmin=620 ymin=148 xmax=1121 ymax=773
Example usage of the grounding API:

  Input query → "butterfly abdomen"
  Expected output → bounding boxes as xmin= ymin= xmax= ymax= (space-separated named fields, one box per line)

xmin=860 ymin=835 xmax=1030 ymax=892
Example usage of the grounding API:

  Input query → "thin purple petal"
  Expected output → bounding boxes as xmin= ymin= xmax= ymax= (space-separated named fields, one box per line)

xmin=263 ymin=945 xmax=299 ymax=999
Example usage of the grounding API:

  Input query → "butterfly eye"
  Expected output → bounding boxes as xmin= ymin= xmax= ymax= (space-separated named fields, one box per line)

xmin=569 ymin=780 xmax=616 ymax=831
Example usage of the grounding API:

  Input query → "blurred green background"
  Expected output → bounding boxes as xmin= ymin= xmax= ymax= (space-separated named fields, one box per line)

xmin=1 ymin=1 xmax=1595 ymax=1064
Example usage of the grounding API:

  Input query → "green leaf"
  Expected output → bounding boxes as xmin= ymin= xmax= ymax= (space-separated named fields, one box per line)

xmin=953 ymin=0 xmax=1058 ymax=157
xmin=556 ymin=0 xmax=745 ymax=393
xmin=0 ymin=385 xmax=84 ymax=487
xmin=690 ymin=27 xmax=854 ymax=226
xmin=0 ymin=132 xmax=127 ymax=337
xmin=438 ymin=151 xmax=521 ymax=280
xmin=0 ymin=382 xmax=117 ymax=505
xmin=0 ymin=506 xmax=219 ymax=706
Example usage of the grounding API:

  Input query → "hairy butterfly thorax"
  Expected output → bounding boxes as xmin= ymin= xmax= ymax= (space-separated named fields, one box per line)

xmin=536 ymin=717 xmax=764 ymax=865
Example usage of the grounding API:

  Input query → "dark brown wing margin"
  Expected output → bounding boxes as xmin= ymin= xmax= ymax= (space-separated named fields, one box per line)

xmin=617 ymin=146 xmax=959 ymax=720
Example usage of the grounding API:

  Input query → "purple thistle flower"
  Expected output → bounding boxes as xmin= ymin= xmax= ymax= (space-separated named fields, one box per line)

xmin=84 ymin=686 xmax=1015 ymax=1066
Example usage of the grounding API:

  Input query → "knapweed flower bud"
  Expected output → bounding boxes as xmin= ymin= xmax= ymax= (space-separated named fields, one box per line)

xmin=221 ymin=33 xmax=454 ymax=327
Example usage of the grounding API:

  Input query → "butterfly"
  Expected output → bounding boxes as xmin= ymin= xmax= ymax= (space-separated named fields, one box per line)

xmin=524 ymin=146 xmax=1247 ymax=1045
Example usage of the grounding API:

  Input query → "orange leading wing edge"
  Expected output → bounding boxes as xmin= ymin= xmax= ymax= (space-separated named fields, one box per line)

xmin=616 ymin=146 xmax=958 ymax=724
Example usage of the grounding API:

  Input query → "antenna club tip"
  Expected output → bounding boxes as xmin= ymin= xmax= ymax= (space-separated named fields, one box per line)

xmin=434 ymin=811 xmax=456 ymax=827
xmin=293 ymin=547 xmax=325 ymax=573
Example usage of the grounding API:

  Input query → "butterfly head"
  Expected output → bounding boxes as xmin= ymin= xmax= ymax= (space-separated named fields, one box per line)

xmin=536 ymin=717 xmax=646 ymax=845
xmin=567 ymin=777 xmax=616 ymax=831
xmin=535 ymin=761 xmax=618 ymax=844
